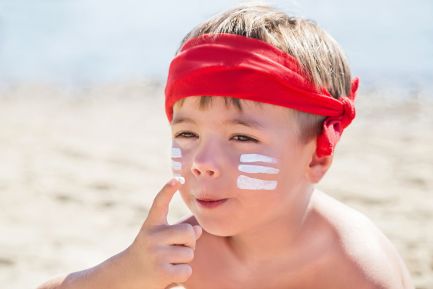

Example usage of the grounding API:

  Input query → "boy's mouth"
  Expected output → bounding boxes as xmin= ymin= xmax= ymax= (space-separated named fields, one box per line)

xmin=196 ymin=198 xmax=228 ymax=209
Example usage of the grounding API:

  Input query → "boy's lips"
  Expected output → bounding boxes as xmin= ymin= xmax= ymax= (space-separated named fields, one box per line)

xmin=196 ymin=198 xmax=228 ymax=208
xmin=192 ymin=188 xmax=229 ymax=208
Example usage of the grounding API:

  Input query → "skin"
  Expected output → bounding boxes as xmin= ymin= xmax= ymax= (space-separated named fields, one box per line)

xmin=170 ymin=97 xmax=413 ymax=289
xmin=38 ymin=96 xmax=413 ymax=289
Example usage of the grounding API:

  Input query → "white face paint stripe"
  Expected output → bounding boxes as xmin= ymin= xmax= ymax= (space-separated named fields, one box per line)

xmin=173 ymin=174 xmax=185 ymax=184
xmin=171 ymin=147 xmax=182 ymax=158
xmin=171 ymin=147 xmax=184 ymax=184
xmin=238 ymin=164 xmax=279 ymax=174
xmin=237 ymin=175 xmax=277 ymax=190
xmin=240 ymin=154 xmax=277 ymax=164
xmin=172 ymin=161 xmax=182 ymax=170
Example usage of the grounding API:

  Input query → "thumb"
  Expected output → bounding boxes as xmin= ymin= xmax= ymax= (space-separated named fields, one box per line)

xmin=144 ymin=179 xmax=180 ymax=226
xmin=193 ymin=225 xmax=203 ymax=240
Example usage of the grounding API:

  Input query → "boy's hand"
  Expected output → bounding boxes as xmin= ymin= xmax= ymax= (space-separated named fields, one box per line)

xmin=36 ymin=179 xmax=201 ymax=289
xmin=124 ymin=178 xmax=202 ymax=289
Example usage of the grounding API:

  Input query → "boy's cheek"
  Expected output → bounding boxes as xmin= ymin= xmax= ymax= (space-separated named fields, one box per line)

xmin=170 ymin=147 xmax=291 ymax=196
xmin=178 ymin=186 xmax=194 ymax=207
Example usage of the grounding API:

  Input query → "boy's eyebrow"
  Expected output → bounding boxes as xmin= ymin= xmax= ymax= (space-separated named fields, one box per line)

xmin=171 ymin=116 xmax=265 ymax=129
xmin=171 ymin=116 xmax=196 ymax=126
xmin=224 ymin=118 xmax=265 ymax=129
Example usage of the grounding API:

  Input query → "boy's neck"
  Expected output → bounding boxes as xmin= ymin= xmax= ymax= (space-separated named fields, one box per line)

xmin=224 ymin=184 xmax=316 ymax=267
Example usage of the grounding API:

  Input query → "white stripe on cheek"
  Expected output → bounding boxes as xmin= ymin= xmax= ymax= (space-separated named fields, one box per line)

xmin=172 ymin=161 xmax=182 ymax=170
xmin=171 ymin=147 xmax=182 ymax=158
xmin=237 ymin=175 xmax=277 ymax=190
xmin=171 ymin=147 xmax=184 ymax=184
xmin=240 ymin=154 xmax=277 ymax=164
xmin=238 ymin=164 xmax=279 ymax=174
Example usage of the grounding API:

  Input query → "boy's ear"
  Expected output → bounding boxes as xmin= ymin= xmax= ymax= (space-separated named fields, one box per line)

xmin=306 ymin=152 xmax=333 ymax=183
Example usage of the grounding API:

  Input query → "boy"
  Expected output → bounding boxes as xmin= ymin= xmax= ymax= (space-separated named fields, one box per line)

xmin=39 ymin=3 xmax=413 ymax=289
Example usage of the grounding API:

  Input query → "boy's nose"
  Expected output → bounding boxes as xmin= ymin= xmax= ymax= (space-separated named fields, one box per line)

xmin=190 ymin=148 xmax=221 ymax=178
xmin=191 ymin=166 xmax=217 ymax=177
xmin=191 ymin=162 xmax=220 ymax=178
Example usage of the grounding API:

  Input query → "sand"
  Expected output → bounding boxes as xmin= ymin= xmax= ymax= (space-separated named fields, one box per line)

xmin=0 ymin=82 xmax=432 ymax=289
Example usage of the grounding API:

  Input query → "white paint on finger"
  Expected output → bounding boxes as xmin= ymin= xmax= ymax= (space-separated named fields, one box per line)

xmin=173 ymin=174 xmax=185 ymax=184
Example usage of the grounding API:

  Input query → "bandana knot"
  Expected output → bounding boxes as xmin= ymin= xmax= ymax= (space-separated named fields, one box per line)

xmin=316 ymin=78 xmax=359 ymax=157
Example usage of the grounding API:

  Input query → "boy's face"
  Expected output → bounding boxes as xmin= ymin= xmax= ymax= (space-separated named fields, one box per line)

xmin=170 ymin=97 xmax=317 ymax=236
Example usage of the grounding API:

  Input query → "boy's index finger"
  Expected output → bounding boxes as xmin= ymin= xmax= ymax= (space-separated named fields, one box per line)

xmin=145 ymin=179 xmax=180 ymax=226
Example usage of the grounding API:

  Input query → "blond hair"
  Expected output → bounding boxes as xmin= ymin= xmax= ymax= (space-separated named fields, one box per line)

xmin=174 ymin=2 xmax=353 ymax=142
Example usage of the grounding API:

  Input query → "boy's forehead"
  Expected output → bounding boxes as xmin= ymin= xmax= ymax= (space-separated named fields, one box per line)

xmin=172 ymin=96 xmax=294 ymax=126
xmin=173 ymin=96 xmax=287 ymax=113
xmin=174 ymin=97 xmax=241 ymax=116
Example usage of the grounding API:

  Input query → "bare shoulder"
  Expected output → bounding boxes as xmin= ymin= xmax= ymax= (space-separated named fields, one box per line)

xmin=312 ymin=190 xmax=413 ymax=289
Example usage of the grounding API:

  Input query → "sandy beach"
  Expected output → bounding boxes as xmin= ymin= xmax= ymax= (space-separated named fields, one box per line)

xmin=0 ymin=82 xmax=432 ymax=288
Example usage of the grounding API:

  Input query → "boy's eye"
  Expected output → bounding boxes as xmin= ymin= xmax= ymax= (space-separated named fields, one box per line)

xmin=174 ymin=131 xmax=198 ymax=139
xmin=231 ymin=135 xmax=259 ymax=143
xmin=174 ymin=132 xmax=258 ymax=143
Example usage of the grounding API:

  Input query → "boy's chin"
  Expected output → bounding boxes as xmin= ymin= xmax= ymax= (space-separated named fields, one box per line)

xmin=194 ymin=216 xmax=239 ymax=237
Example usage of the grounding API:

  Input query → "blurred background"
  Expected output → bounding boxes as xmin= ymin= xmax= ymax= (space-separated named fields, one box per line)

xmin=1 ymin=0 xmax=432 ymax=88
xmin=0 ymin=0 xmax=432 ymax=288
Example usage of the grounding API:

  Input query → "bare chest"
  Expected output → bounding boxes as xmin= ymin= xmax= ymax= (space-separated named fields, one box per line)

xmin=182 ymin=248 xmax=333 ymax=289
xmin=180 ymin=237 xmax=359 ymax=289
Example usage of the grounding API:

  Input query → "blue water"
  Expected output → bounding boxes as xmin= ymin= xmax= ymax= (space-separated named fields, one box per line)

xmin=0 ymin=0 xmax=432 ymax=90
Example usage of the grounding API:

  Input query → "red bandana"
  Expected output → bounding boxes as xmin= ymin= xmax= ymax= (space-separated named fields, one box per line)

xmin=165 ymin=33 xmax=359 ymax=157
